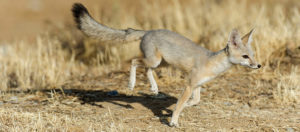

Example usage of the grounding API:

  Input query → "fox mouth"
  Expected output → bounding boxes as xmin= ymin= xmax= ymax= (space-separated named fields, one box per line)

xmin=249 ymin=64 xmax=261 ymax=69
xmin=241 ymin=63 xmax=261 ymax=69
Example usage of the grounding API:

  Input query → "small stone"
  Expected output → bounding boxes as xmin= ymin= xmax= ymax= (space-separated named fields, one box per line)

xmin=242 ymin=104 xmax=250 ymax=109
xmin=287 ymin=128 xmax=294 ymax=132
xmin=107 ymin=90 xmax=119 ymax=96
xmin=64 ymin=89 xmax=73 ymax=94
xmin=10 ymin=96 xmax=18 ymax=101
xmin=9 ymin=96 xmax=19 ymax=104
xmin=224 ymin=102 xmax=233 ymax=106
xmin=152 ymin=93 xmax=167 ymax=99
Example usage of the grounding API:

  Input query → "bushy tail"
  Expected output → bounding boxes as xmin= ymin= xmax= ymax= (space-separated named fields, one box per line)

xmin=72 ymin=3 xmax=146 ymax=43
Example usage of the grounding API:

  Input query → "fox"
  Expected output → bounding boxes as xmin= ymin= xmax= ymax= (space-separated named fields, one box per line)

xmin=72 ymin=3 xmax=261 ymax=127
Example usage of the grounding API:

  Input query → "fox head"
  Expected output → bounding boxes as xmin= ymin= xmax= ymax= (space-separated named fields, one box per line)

xmin=227 ymin=29 xmax=261 ymax=69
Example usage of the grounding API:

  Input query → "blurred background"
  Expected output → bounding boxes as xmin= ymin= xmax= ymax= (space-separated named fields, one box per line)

xmin=1 ymin=0 xmax=300 ymax=108
xmin=0 ymin=0 xmax=300 ymax=131
xmin=0 ymin=0 xmax=95 ymax=41
xmin=2 ymin=0 xmax=298 ymax=40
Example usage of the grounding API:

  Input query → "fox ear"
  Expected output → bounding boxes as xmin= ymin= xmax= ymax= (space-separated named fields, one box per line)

xmin=228 ymin=29 xmax=241 ymax=47
xmin=242 ymin=28 xmax=255 ymax=46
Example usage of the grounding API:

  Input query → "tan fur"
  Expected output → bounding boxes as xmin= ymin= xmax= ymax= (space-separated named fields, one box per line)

xmin=72 ymin=3 xmax=261 ymax=127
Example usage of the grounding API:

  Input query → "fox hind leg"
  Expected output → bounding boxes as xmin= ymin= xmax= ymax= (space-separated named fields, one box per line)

xmin=128 ymin=58 xmax=143 ymax=90
xmin=128 ymin=57 xmax=160 ymax=95
xmin=128 ymin=56 xmax=161 ymax=95
xmin=147 ymin=68 xmax=158 ymax=95
xmin=140 ymin=40 xmax=162 ymax=94
xmin=142 ymin=50 xmax=162 ymax=94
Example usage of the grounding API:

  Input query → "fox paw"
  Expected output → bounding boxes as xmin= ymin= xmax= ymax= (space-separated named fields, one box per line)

xmin=152 ymin=93 xmax=167 ymax=99
xmin=186 ymin=101 xmax=198 ymax=107
xmin=150 ymin=87 xmax=158 ymax=95
xmin=169 ymin=121 xmax=179 ymax=127
xmin=128 ymin=84 xmax=134 ymax=90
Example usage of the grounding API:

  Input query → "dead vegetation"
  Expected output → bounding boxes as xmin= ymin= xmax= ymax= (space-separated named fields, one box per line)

xmin=0 ymin=0 xmax=300 ymax=131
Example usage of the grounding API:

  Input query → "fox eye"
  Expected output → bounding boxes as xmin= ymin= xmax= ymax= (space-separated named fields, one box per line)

xmin=242 ymin=55 xmax=249 ymax=59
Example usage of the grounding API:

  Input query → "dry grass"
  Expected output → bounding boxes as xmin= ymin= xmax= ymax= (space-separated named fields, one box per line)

xmin=0 ymin=37 xmax=77 ymax=91
xmin=0 ymin=0 xmax=300 ymax=131
xmin=274 ymin=66 xmax=300 ymax=104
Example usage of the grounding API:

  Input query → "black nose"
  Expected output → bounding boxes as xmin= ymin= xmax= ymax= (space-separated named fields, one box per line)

xmin=257 ymin=64 xmax=261 ymax=68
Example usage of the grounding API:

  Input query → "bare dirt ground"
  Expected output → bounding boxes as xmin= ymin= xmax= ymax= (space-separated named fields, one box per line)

xmin=1 ymin=69 xmax=299 ymax=131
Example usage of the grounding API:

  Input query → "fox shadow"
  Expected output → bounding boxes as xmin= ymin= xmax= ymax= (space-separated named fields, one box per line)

xmin=47 ymin=88 xmax=177 ymax=125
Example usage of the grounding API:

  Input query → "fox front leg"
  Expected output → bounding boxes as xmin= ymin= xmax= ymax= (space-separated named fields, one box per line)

xmin=170 ymin=71 xmax=213 ymax=127
xmin=186 ymin=87 xmax=201 ymax=106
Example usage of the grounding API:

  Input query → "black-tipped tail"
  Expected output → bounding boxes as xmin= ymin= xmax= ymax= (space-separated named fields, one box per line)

xmin=72 ymin=3 xmax=90 ymax=29
xmin=71 ymin=3 xmax=146 ymax=43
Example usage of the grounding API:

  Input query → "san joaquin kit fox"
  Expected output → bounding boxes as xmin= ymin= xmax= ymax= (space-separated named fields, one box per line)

xmin=72 ymin=3 xmax=261 ymax=127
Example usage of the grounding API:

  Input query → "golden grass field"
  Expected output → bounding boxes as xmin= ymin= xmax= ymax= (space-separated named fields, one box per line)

xmin=0 ymin=0 xmax=300 ymax=131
